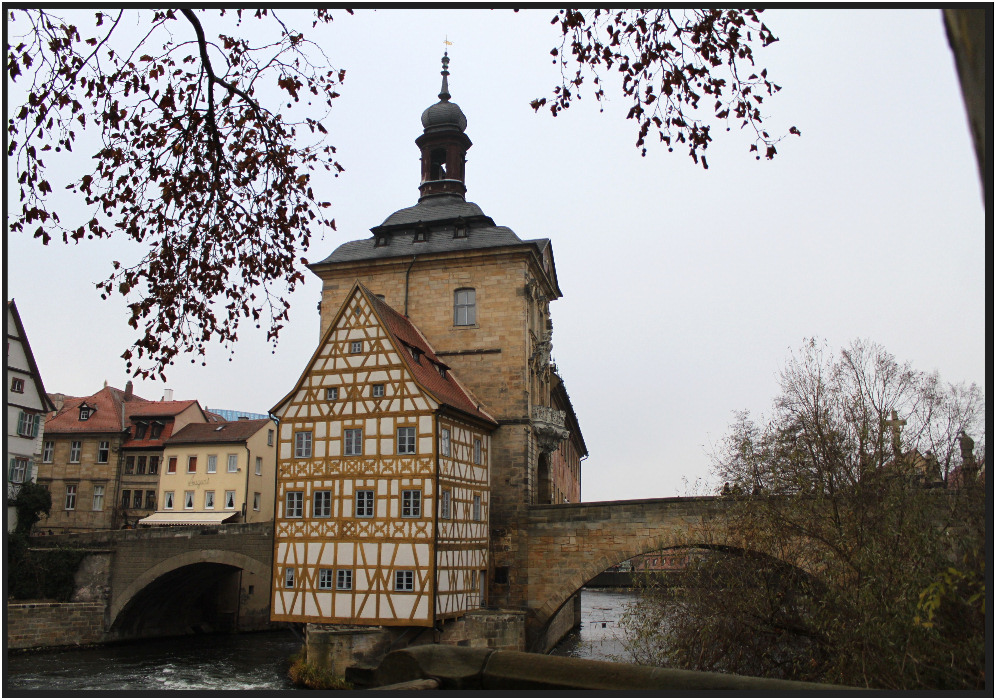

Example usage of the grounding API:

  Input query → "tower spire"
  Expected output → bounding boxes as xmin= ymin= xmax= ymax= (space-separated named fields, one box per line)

xmin=439 ymin=50 xmax=451 ymax=102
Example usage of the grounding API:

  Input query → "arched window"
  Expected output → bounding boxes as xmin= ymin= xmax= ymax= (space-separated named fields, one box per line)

xmin=454 ymin=288 xmax=476 ymax=326
xmin=430 ymin=148 xmax=447 ymax=180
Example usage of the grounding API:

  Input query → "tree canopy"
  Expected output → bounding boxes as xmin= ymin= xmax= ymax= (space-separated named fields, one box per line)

xmin=621 ymin=339 xmax=986 ymax=689
xmin=7 ymin=9 xmax=793 ymax=379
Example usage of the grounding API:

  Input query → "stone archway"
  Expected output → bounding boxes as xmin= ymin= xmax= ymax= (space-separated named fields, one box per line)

xmin=108 ymin=549 xmax=270 ymax=637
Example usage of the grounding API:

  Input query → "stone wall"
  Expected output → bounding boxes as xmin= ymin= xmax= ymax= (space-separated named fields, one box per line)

xmin=7 ymin=602 xmax=106 ymax=649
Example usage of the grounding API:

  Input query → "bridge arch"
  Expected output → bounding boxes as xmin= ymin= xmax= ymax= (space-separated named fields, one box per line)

xmin=109 ymin=549 xmax=270 ymax=638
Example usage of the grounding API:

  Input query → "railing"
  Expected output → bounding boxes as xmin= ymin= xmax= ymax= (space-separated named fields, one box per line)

xmin=356 ymin=644 xmax=860 ymax=691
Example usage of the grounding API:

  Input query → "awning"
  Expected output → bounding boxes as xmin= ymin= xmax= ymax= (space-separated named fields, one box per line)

xmin=138 ymin=511 xmax=239 ymax=526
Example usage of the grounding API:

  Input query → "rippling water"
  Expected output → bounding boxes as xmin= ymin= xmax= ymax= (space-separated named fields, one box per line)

xmin=6 ymin=590 xmax=638 ymax=690
xmin=549 ymin=588 xmax=640 ymax=662
xmin=5 ymin=629 xmax=301 ymax=691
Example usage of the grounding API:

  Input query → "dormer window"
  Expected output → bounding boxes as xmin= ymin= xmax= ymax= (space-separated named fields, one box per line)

xmin=410 ymin=347 xmax=422 ymax=364
xmin=79 ymin=405 xmax=92 ymax=421
xmin=453 ymin=218 xmax=467 ymax=239
xmin=134 ymin=422 xmax=148 ymax=440
xmin=437 ymin=365 xmax=447 ymax=379
xmin=150 ymin=422 xmax=164 ymax=439
xmin=375 ymin=235 xmax=389 ymax=247
xmin=414 ymin=231 xmax=428 ymax=243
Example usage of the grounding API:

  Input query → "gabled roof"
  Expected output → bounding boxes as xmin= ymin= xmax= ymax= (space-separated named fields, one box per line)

xmin=362 ymin=286 xmax=496 ymax=427
xmin=166 ymin=418 xmax=272 ymax=445
xmin=6 ymin=299 xmax=55 ymax=413
xmin=271 ymin=282 xmax=496 ymax=428
xmin=44 ymin=385 xmax=149 ymax=434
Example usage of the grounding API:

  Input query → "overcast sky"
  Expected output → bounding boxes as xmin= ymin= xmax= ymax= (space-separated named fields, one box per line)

xmin=5 ymin=9 xmax=986 ymax=501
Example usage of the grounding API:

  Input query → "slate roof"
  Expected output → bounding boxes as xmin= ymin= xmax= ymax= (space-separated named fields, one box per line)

xmin=44 ymin=386 xmax=149 ymax=434
xmin=167 ymin=418 xmax=272 ymax=445
xmin=311 ymin=194 xmax=553 ymax=269
xmin=363 ymin=286 xmax=497 ymax=427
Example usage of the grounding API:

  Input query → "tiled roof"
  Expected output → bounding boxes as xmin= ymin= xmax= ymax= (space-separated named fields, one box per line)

xmin=44 ymin=386 xmax=149 ymax=434
xmin=167 ymin=419 xmax=271 ymax=445
xmin=126 ymin=400 xmax=200 ymax=418
xmin=363 ymin=286 xmax=497 ymax=427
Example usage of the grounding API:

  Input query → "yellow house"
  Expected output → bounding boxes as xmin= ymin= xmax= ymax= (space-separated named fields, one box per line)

xmin=140 ymin=418 xmax=277 ymax=526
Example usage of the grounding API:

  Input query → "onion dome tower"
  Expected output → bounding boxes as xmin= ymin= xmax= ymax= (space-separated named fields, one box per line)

xmin=417 ymin=52 xmax=472 ymax=201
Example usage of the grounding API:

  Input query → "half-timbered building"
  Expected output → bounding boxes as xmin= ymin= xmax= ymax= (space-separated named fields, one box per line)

xmin=271 ymin=283 xmax=497 ymax=626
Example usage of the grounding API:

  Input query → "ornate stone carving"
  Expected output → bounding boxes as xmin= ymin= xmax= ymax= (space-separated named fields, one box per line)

xmin=532 ymin=406 xmax=569 ymax=455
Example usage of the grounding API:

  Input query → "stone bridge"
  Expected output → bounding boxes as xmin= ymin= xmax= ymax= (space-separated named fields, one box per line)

xmin=29 ymin=522 xmax=275 ymax=641
xmin=503 ymin=496 xmax=751 ymax=648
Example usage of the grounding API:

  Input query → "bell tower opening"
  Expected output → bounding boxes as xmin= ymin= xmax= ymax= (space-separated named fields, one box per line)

xmin=417 ymin=51 xmax=472 ymax=201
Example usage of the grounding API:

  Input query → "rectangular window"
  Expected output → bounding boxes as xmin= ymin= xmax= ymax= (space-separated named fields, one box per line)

xmin=286 ymin=491 xmax=304 ymax=518
xmin=187 ymin=456 xmax=197 ymax=473
xmin=184 ymin=491 xmax=194 ymax=509
xmin=314 ymin=490 xmax=332 ymax=518
xmin=124 ymin=456 xmax=135 ymax=474
xmin=17 ymin=411 xmax=39 ymax=438
xmin=8 ymin=457 xmax=28 ymax=484
xmin=92 ymin=485 xmax=104 ymax=511
xmin=145 ymin=490 xmax=156 ymax=510
xmin=336 ymin=569 xmax=353 ymax=591
xmin=224 ymin=490 xmax=236 ymax=509
xmin=344 ymin=429 xmax=362 ymax=456
xmin=318 ymin=568 xmax=334 ymax=590
xmin=394 ymin=570 xmax=414 ymax=591
xmin=253 ymin=492 xmax=261 ymax=511
xmin=69 ymin=441 xmax=82 ymax=463
xmin=441 ymin=490 xmax=451 ymax=519
xmin=267 ymin=429 xmax=274 ymax=446
xmin=133 ymin=422 xmax=147 ymax=440
xmin=65 ymin=484 xmax=77 ymax=510
xmin=133 ymin=490 xmax=143 ymax=508
xmin=205 ymin=491 xmax=215 ymax=509
xmin=355 ymin=490 xmax=374 ymax=518
xmin=227 ymin=454 xmax=239 ymax=473
xmin=473 ymin=494 xmax=482 ymax=521
xmin=121 ymin=489 xmax=131 ymax=509
xmin=164 ymin=491 xmax=175 ymax=509
xmin=401 ymin=490 xmax=422 ymax=518
xmin=372 ymin=384 xmax=385 ymax=397
xmin=350 ymin=340 xmax=362 ymax=353
xmin=454 ymin=288 xmax=476 ymax=326
xmin=11 ymin=377 xmax=25 ymax=393
xmin=137 ymin=455 xmax=147 ymax=474
xmin=325 ymin=387 xmax=338 ymax=401
xmin=440 ymin=428 xmax=451 ymax=457
xmin=294 ymin=431 xmax=313 ymax=459
xmin=255 ymin=456 xmax=262 ymax=476
xmin=148 ymin=456 xmax=159 ymax=475
xmin=43 ymin=441 xmax=54 ymax=463
xmin=167 ymin=457 xmax=177 ymax=474
xmin=285 ymin=568 xmax=295 ymax=589
xmin=149 ymin=422 xmax=163 ymax=439
xmin=474 ymin=439 xmax=482 ymax=465
xmin=207 ymin=455 xmax=217 ymax=473
xmin=397 ymin=427 xmax=416 ymax=455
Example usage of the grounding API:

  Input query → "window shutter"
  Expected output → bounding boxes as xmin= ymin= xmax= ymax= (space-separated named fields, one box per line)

xmin=24 ymin=460 xmax=33 ymax=482
xmin=32 ymin=414 xmax=40 ymax=438
xmin=7 ymin=457 xmax=14 ymax=481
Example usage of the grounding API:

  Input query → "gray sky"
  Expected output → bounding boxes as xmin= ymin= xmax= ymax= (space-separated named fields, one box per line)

xmin=5 ymin=9 xmax=986 ymax=501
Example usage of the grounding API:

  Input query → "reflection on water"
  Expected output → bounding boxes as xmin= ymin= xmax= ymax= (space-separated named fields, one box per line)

xmin=549 ymin=588 xmax=640 ymax=662
xmin=4 ymin=629 xmax=301 ymax=691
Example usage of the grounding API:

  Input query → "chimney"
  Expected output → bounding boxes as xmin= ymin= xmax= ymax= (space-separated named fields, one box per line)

xmin=163 ymin=389 xmax=174 ymax=402
xmin=124 ymin=380 xmax=134 ymax=400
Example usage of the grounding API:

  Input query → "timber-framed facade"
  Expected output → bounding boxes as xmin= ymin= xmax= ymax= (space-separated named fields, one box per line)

xmin=271 ymin=284 xmax=496 ymax=626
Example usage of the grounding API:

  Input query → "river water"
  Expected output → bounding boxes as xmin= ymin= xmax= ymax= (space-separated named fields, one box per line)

xmin=5 ymin=589 xmax=638 ymax=691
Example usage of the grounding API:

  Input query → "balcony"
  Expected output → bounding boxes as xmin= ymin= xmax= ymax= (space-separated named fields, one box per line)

xmin=531 ymin=406 xmax=569 ymax=455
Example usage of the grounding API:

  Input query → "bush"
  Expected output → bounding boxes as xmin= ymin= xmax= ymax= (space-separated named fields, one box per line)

xmin=287 ymin=652 xmax=353 ymax=690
